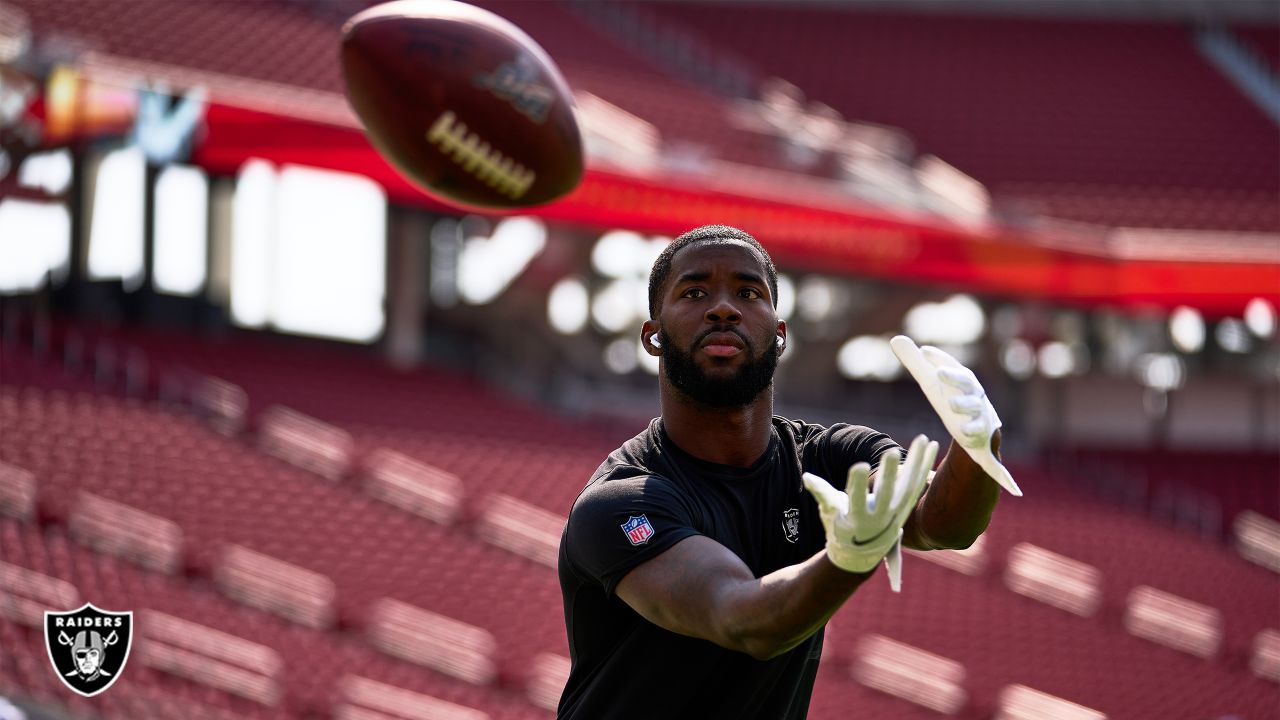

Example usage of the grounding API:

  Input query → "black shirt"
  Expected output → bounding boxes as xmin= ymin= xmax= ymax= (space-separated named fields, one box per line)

xmin=557 ymin=416 xmax=900 ymax=719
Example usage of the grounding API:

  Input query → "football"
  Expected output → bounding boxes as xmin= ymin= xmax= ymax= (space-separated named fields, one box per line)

xmin=340 ymin=0 xmax=584 ymax=209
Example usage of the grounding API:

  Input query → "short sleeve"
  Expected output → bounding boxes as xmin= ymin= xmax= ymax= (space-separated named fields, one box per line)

xmin=563 ymin=471 xmax=702 ymax=597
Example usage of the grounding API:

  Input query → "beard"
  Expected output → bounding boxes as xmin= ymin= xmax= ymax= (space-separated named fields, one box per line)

xmin=662 ymin=329 xmax=779 ymax=408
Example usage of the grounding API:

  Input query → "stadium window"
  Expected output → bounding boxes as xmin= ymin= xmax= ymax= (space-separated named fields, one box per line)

xmin=154 ymin=165 xmax=209 ymax=296
xmin=271 ymin=164 xmax=386 ymax=343
xmin=230 ymin=159 xmax=277 ymax=328
xmin=17 ymin=149 xmax=73 ymax=195
xmin=0 ymin=199 xmax=71 ymax=294
xmin=230 ymin=160 xmax=386 ymax=342
xmin=87 ymin=146 xmax=145 ymax=290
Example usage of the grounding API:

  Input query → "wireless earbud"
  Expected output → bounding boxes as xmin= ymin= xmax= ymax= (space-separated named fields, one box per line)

xmin=776 ymin=336 xmax=785 ymax=348
xmin=649 ymin=334 xmax=663 ymax=348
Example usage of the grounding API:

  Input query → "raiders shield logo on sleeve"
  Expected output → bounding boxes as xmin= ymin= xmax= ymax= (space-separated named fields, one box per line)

xmin=44 ymin=603 xmax=133 ymax=697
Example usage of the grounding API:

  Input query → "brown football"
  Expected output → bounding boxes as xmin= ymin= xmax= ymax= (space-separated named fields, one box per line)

xmin=340 ymin=0 xmax=583 ymax=209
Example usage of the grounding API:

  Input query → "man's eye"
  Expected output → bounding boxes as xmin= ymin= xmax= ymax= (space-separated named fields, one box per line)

xmin=684 ymin=288 xmax=705 ymax=299
xmin=740 ymin=288 xmax=761 ymax=299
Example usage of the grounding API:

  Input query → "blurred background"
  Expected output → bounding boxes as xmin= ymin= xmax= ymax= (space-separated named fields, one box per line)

xmin=0 ymin=0 xmax=1278 ymax=718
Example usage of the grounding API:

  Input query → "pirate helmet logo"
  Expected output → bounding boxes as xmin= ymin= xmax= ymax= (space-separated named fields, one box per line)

xmin=44 ymin=603 xmax=132 ymax=697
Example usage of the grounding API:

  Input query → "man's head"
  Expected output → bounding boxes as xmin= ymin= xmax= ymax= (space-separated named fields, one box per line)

xmin=647 ymin=225 xmax=778 ymax=318
xmin=643 ymin=225 xmax=785 ymax=408
xmin=72 ymin=631 xmax=105 ymax=677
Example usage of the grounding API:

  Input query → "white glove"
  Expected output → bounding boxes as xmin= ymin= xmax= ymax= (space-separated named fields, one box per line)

xmin=802 ymin=435 xmax=938 ymax=589
xmin=889 ymin=335 xmax=1022 ymax=497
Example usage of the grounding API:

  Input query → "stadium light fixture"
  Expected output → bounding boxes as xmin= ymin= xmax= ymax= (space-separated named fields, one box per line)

xmin=547 ymin=277 xmax=589 ymax=335
xmin=1000 ymin=339 xmax=1035 ymax=380
xmin=837 ymin=336 xmax=902 ymax=381
xmin=591 ymin=278 xmax=643 ymax=334
xmin=603 ymin=337 xmax=637 ymax=375
xmin=775 ymin=274 xmax=795 ymax=322
xmin=1215 ymin=318 xmax=1252 ymax=354
xmin=592 ymin=229 xmax=646 ymax=279
xmin=1244 ymin=298 xmax=1275 ymax=339
xmin=903 ymin=294 xmax=985 ymax=346
xmin=1168 ymin=306 xmax=1205 ymax=353
xmin=1037 ymin=341 xmax=1075 ymax=379
xmin=1136 ymin=353 xmax=1185 ymax=391
xmin=797 ymin=277 xmax=835 ymax=322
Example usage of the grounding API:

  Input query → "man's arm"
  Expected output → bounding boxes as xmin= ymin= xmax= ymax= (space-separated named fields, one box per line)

xmin=616 ymin=435 xmax=936 ymax=660
xmin=616 ymin=536 xmax=874 ymax=661
xmin=901 ymin=429 xmax=1002 ymax=551
xmin=887 ymin=336 xmax=1019 ymax=554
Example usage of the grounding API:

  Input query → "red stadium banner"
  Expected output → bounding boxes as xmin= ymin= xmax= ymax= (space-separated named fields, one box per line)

xmin=175 ymin=103 xmax=1278 ymax=318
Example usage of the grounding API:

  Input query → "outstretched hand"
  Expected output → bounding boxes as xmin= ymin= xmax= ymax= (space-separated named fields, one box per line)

xmin=803 ymin=435 xmax=938 ymax=591
xmin=890 ymin=335 xmax=1022 ymax=497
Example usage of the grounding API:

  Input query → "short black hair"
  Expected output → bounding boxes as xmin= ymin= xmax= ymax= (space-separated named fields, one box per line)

xmin=647 ymin=224 xmax=778 ymax=318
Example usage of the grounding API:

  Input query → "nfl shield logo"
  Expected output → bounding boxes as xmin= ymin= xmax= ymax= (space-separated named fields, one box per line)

xmin=621 ymin=515 xmax=655 ymax=546
xmin=44 ymin=602 xmax=133 ymax=697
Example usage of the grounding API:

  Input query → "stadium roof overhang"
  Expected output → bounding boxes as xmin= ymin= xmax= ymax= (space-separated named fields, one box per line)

xmin=28 ymin=58 xmax=1280 ymax=318
xmin=187 ymin=102 xmax=1278 ymax=318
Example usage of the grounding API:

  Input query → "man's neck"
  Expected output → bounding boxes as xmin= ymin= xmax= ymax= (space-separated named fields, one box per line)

xmin=659 ymin=384 xmax=775 ymax=468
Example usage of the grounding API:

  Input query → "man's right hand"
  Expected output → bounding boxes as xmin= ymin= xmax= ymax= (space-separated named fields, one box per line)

xmin=802 ymin=435 xmax=938 ymax=578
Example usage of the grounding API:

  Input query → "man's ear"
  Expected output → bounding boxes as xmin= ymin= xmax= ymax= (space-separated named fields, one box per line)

xmin=641 ymin=320 xmax=663 ymax=356
xmin=775 ymin=321 xmax=787 ymax=355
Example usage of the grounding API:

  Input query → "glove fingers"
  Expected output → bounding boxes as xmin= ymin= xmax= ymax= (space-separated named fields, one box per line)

xmin=889 ymin=435 xmax=927 ymax=508
xmin=920 ymin=345 xmax=965 ymax=370
xmin=937 ymin=366 xmax=981 ymax=393
xmin=861 ymin=454 xmax=898 ymax=535
xmin=891 ymin=336 xmax=964 ymax=439
xmin=949 ymin=395 xmax=984 ymax=415
xmin=802 ymin=472 xmax=845 ymax=516
xmin=848 ymin=461 xmax=877 ymax=534
xmin=891 ymin=437 xmax=937 ymax=530
xmin=889 ymin=336 xmax=937 ymax=389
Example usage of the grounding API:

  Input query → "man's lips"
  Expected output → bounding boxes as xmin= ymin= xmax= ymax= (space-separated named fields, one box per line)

xmin=700 ymin=331 xmax=745 ymax=357
xmin=703 ymin=344 xmax=741 ymax=357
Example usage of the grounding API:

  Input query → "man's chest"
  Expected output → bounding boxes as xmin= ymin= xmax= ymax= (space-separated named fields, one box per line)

xmin=687 ymin=477 xmax=823 ymax=575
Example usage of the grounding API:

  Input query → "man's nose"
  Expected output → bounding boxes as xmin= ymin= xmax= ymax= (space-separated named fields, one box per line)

xmin=705 ymin=295 xmax=741 ymax=324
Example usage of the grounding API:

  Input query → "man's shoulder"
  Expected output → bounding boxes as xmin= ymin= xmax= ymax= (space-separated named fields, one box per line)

xmin=588 ymin=418 xmax=663 ymax=481
xmin=773 ymin=415 xmax=883 ymax=445
xmin=774 ymin=416 xmax=899 ymax=473
xmin=575 ymin=418 xmax=680 ymax=508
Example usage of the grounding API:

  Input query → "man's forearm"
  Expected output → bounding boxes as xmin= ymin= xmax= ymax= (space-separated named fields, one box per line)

xmin=719 ymin=550 xmax=875 ymax=660
xmin=903 ymin=432 xmax=1002 ymax=550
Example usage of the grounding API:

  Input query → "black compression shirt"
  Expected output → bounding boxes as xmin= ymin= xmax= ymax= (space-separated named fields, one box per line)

xmin=557 ymin=416 xmax=900 ymax=719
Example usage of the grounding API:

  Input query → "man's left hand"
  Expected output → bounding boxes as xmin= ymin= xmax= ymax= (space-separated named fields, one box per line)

xmin=889 ymin=335 xmax=1022 ymax=497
